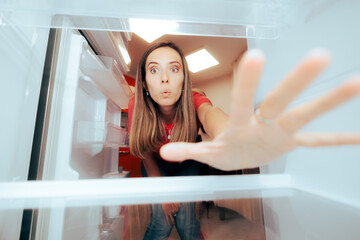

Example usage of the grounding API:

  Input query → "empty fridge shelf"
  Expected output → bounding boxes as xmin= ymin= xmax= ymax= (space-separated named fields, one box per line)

xmin=73 ymin=121 xmax=127 ymax=146
xmin=80 ymin=51 xmax=132 ymax=109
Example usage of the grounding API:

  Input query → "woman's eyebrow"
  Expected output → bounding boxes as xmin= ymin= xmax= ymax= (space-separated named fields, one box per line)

xmin=147 ymin=60 xmax=182 ymax=67
xmin=169 ymin=61 xmax=181 ymax=65
xmin=147 ymin=61 xmax=159 ymax=67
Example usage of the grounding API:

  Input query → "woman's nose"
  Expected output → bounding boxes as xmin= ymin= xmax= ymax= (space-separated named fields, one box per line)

xmin=161 ymin=71 xmax=169 ymax=84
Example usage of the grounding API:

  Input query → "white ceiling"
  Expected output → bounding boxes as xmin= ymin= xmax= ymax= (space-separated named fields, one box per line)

xmin=84 ymin=30 xmax=248 ymax=86
xmin=126 ymin=33 xmax=248 ymax=85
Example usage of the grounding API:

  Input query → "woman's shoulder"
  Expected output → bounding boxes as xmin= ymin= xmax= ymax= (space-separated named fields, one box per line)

xmin=192 ymin=89 xmax=212 ymax=110
xmin=192 ymin=88 xmax=206 ymax=97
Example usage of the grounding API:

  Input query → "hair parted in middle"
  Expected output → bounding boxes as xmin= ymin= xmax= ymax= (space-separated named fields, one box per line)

xmin=129 ymin=42 xmax=198 ymax=159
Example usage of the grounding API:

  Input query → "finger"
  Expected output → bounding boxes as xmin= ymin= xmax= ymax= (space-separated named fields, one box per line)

xmin=160 ymin=141 xmax=217 ymax=165
xmin=260 ymin=49 xmax=331 ymax=120
xmin=229 ymin=49 xmax=265 ymax=126
xmin=169 ymin=214 xmax=175 ymax=225
xmin=295 ymin=132 xmax=360 ymax=147
xmin=277 ymin=78 xmax=360 ymax=133
xmin=165 ymin=215 xmax=171 ymax=227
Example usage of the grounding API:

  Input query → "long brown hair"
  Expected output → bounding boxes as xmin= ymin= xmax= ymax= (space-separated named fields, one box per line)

xmin=129 ymin=42 xmax=198 ymax=158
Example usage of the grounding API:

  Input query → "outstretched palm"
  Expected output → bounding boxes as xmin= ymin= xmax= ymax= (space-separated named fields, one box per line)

xmin=160 ymin=49 xmax=360 ymax=170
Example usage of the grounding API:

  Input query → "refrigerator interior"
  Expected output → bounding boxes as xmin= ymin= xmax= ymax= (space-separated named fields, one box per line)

xmin=1 ymin=175 xmax=360 ymax=239
xmin=41 ymin=27 xmax=130 ymax=181
xmin=1 ymin=0 xmax=360 ymax=239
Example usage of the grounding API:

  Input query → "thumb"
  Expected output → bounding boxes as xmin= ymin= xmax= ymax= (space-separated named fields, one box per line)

xmin=165 ymin=213 xmax=171 ymax=227
xmin=160 ymin=141 xmax=215 ymax=164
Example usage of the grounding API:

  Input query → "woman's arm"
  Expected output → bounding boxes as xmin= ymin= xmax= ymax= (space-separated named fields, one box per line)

xmin=197 ymin=103 xmax=228 ymax=139
xmin=142 ymin=152 xmax=162 ymax=177
xmin=160 ymin=49 xmax=360 ymax=170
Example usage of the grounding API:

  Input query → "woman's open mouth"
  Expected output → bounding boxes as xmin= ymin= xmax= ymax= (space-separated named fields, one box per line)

xmin=162 ymin=91 xmax=170 ymax=97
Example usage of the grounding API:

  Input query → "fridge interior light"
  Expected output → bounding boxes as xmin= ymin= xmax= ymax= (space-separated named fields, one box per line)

xmin=186 ymin=49 xmax=219 ymax=73
xmin=118 ymin=45 xmax=131 ymax=65
xmin=129 ymin=18 xmax=179 ymax=43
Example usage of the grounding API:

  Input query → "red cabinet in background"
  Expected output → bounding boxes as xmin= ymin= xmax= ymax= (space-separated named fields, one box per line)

xmin=119 ymin=147 xmax=142 ymax=178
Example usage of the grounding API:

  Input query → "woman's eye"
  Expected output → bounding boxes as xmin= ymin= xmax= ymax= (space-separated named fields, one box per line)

xmin=171 ymin=67 xmax=179 ymax=73
xmin=150 ymin=68 xmax=159 ymax=74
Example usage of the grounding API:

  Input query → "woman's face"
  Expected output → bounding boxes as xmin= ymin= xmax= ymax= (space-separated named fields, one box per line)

xmin=145 ymin=47 xmax=184 ymax=110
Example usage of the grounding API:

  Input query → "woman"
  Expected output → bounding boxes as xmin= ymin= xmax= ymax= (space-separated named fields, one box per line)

xmin=128 ymin=42 xmax=210 ymax=239
xmin=129 ymin=42 xmax=360 ymax=239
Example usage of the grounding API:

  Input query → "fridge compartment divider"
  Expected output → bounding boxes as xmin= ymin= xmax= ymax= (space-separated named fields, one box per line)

xmin=80 ymin=49 xmax=132 ymax=109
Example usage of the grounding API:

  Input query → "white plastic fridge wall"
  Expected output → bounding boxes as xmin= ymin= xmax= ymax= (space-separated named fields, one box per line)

xmin=251 ymin=0 xmax=360 ymax=207
xmin=41 ymin=27 xmax=128 ymax=181
xmin=0 ymin=13 xmax=50 ymax=240
xmin=0 ymin=0 xmax=297 ymax=39
xmin=247 ymin=1 xmax=360 ymax=239
xmin=35 ymin=28 xmax=129 ymax=240
xmin=0 ymin=22 xmax=128 ymax=239
xmin=0 ymin=13 xmax=50 ymax=180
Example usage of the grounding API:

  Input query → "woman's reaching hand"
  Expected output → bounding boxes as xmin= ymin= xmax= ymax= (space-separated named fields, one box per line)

xmin=160 ymin=49 xmax=360 ymax=170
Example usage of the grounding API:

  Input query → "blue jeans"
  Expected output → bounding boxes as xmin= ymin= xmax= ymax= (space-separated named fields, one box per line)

xmin=141 ymin=161 xmax=204 ymax=240
xmin=143 ymin=202 xmax=201 ymax=240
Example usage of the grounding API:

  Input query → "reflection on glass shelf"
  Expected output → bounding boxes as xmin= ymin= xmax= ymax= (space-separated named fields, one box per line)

xmin=1 ymin=185 xmax=359 ymax=240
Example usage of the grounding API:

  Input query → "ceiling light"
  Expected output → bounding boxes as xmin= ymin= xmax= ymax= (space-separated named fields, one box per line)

xmin=118 ymin=45 xmax=131 ymax=65
xmin=129 ymin=18 xmax=179 ymax=43
xmin=185 ymin=49 xmax=219 ymax=73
